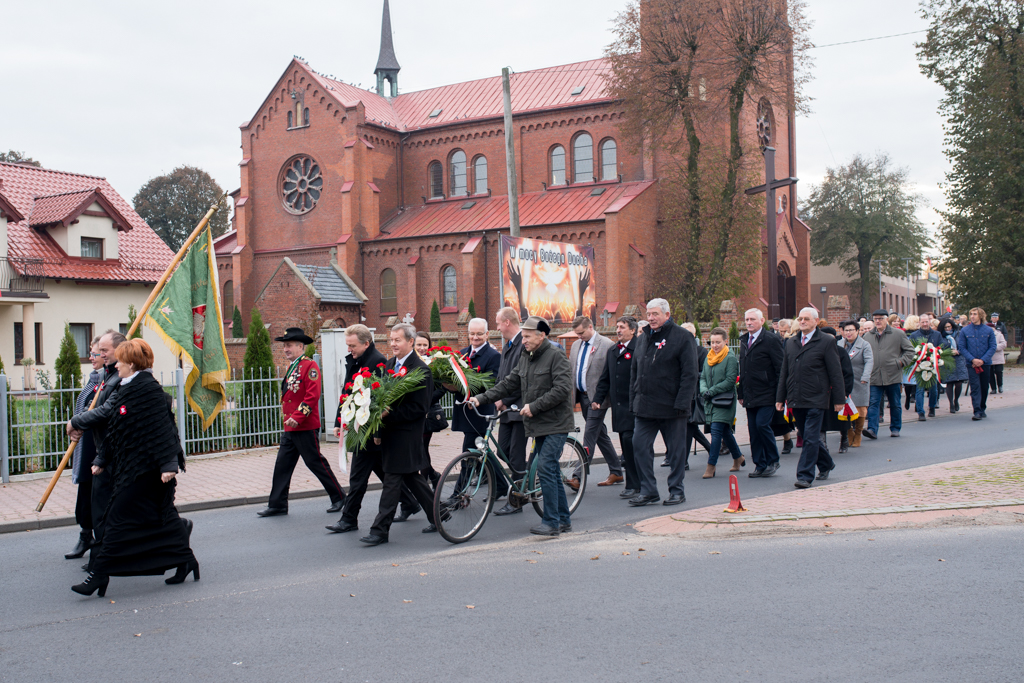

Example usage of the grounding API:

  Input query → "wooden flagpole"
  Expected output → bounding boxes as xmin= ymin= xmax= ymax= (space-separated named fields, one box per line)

xmin=35 ymin=195 xmax=227 ymax=512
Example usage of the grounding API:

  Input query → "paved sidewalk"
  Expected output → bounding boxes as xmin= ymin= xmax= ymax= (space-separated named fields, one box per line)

xmin=636 ymin=447 xmax=1024 ymax=537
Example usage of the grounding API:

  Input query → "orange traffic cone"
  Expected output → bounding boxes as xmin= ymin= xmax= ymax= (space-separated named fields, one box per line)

xmin=723 ymin=474 xmax=747 ymax=513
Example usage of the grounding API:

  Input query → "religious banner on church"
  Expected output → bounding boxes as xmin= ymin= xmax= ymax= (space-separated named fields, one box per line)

xmin=499 ymin=235 xmax=596 ymax=324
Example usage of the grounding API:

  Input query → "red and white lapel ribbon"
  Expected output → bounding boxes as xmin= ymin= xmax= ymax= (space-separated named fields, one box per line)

xmin=448 ymin=354 xmax=471 ymax=402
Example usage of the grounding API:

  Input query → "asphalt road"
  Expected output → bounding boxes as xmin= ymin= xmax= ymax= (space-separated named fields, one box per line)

xmin=2 ymin=388 xmax=1022 ymax=682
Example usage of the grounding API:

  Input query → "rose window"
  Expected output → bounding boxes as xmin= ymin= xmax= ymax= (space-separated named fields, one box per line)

xmin=281 ymin=156 xmax=323 ymax=214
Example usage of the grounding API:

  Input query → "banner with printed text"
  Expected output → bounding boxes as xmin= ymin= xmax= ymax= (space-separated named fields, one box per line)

xmin=499 ymin=235 xmax=596 ymax=324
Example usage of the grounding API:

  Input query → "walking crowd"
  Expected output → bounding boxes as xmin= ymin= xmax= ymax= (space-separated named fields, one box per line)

xmin=60 ymin=300 xmax=1010 ymax=598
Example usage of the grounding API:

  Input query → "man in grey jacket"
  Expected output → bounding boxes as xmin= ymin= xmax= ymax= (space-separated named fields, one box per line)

xmin=472 ymin=316 xmax=574 ymax=537
xmin=863 ymin=309 xmax=916 ymax=439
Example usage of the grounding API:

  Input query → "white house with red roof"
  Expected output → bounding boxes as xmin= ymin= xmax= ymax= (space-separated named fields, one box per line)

xmin=0 ymin=161 xmax=176 ymax=386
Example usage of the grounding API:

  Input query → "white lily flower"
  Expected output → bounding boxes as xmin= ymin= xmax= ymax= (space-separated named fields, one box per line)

xmin=921 ymin=371 xmax=933 ymax=381
xmin=353 ymin=375 xmax=364 ymax=389
xmin=354 ymin=388 xmax=371 ymax=407
xmin=355 ymin=404 xmax=371 ymax=427
xmin=341 ymin=403 xmax=356 ymax=422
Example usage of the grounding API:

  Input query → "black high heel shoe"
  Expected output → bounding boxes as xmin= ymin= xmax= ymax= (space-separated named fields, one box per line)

xmin=72 ymin=572 xmax=109 ymax=597
xmin=165 ymin=559 xmax=200 ymax=584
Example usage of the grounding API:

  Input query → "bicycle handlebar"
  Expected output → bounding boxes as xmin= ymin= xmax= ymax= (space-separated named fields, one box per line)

xmin=469 ymin=402 xmax=518 ymax=421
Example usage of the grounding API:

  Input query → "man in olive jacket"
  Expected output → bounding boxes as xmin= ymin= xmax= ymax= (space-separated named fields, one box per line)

xmin=628 ymin=298 xmax=699 ymax=507
xmin=863 ymin=309 xmax=916 ymax=439
xmin=472 ymin=316 xmax=574 ymax=537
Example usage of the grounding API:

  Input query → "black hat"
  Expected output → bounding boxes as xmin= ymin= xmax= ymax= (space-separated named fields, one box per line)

xmin=872 ymin=309 xmax=889 ymax=317
xmin=274 ymin=327 xmax=314 ymax=344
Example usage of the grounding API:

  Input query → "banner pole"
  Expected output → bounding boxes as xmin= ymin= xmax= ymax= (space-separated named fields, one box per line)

xmin=34 ymin=194 xmax=227 ymax=512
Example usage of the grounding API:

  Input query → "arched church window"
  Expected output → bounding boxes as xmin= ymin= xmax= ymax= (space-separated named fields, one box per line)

xmin=600 ymin=139 xmax=617 ymax=181
xmin=473 ymin=156 xmax=487 ymax=194
xmin=381 ymin=269 xmax=397 ymax=314
xmin=442 ymin=265 xmax=457 ymax=309
xmin=223 ymin=280 xmax=234 ymax=318
xmin=573 ymin=133 xmax=593 ymax=183
xmin=550 ymin=146 xmax=566 ymax=186
xmin=287 ymin=111 xmax=293 ymax=128
xmin=429 ymin=161 xmax=443 ymax=199
xmin=450 ymin=151 xmax=467 ymax=197
xmin=303 ymin=108 xmax=310 ymax=126
xmin=280 ymin=156 xmax=323 ymax=214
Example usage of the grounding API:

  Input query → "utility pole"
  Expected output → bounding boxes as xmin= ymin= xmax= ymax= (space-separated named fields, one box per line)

xmin=501 ymin=67 xmax=520 ymax=237
xmin=875 ymin=259 xmax=888 ymax=312
xmin=900 ymin=257 xmax=913 ymax=315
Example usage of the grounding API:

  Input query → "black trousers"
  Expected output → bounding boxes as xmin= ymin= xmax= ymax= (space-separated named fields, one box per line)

xmin=342 ymin=447 xmax=417 ymax=524
xmin=459 ymin=431 xmax=512 ymax=495
xmin=75 ymin=462 xmax=93 ymax=530
xmin=793 ymin=408 xmax=833 ymax=483
xmin=685 ymin=424 xmax=711 ymax=462
xmin=498 ymin=420 xmax=528 ymax=478
xmin=990 ymin=364 xmax=1004 ymax=392
xmin=268 ymin=430 xmax=344 ymax=510
xmin=371 ymin=472 xmax=436 ymax=538
xmin=90 ymin=468 xmax=113 ymax=540
xmin=618 ymin=430 xmax=637 ymax=490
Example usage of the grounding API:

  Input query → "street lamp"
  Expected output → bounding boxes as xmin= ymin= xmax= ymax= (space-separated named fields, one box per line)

xmin=820 ymin=286 xmax=827 ymax=319
xmin=873 ymin=259 xmax=888 ymax=313
xmin=900 ymin=257 xmax=913 ymax=315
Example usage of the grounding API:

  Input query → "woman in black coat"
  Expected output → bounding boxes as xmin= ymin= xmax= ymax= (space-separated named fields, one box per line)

xmin=73 ymin=339 xmax=198 ymax=597
xmin=821 ymin=326 xmax=855 ymax=452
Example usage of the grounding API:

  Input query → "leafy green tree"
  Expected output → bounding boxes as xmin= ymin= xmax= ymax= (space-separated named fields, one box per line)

xmin=468 ymin=299 xmax=476 ymax=318
xmin=918 ymin=0 xmax=1024 ymax=329
xmin=728 ymin=321 xmax=740 ymax=342
xmin=803 ymin=153 xmax=927 ymax=316
xmin=430 ymin=299 xmax=442 ymax=333
xmin=0 ymin=150 xmax=41 ymax=166
xmin=133 ymin=166 xmax=229 ymax=251
xmin=239 ymin=308 xmax=278 ymax=447
xmin=126 ymin=304 xmax=144 ymax=339
xmin=49 ymin=323 xmax=82 ymax=457
xmin=232 ymin=306 xmax=245 ymax=338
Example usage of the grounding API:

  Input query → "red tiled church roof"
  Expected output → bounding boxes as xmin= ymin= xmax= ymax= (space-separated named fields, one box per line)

xmin=299 ymin=58 xmax=614 ymax=133
xmin=0 ymin=162 xmax=173 ymax=282
xmin=376 ymin=180 xmax=655 ymax=241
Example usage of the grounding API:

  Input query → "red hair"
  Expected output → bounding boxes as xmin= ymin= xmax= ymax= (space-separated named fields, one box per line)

xmin=115 ymin=338 xmax=155 ymax=370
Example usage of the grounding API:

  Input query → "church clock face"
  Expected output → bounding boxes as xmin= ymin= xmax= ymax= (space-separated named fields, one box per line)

xmin=280 ymin=155 xmax=323 ymax=214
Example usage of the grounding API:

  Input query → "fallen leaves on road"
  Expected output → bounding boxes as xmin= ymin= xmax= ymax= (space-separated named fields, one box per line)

xmin=340 ymin=574 xmax=347 ymax=577
xmin=533 ymin=550 xmax=544 ymax=555
xmin=823 ymin=523 xmax=832 ymax=528
xmin=939 ymin=559 xmax=946 ymax=562
xmin=638 ymin=548 xmax=646 ymax=551
xmin=349 ymin=594 xmax=356 ymax=597
xmin=590 ymin=555 xmax=600 ymax=560
xmin=622 ymin=551 xmax=630 ymax=555
xmin=392 ymin=564 xmax=399 ymax=567
xmin=868 ymin=539 xmax=875 ymax=541
xmin=526 ymin=559 xmax=537 ymax=563
xmin=403 ymin=600 xmax=413 ymax=603
xmin=466 ymin=605 xmax=475 ymax=609
xmin=134 ymin=633 xmax=141 ymax=637
xmin=708 ymin=551 xmax=721 ymax=555
xmin=110 ymin=600 xmax=115 ymax=604
xmin=419 ymin=573 xmax=428 ymax=576
xmin=825 ymin=531 xmax=834 ymax=534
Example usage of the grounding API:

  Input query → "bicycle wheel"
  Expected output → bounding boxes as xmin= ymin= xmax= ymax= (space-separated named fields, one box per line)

xmin=530 ymin=437 xmax=587 ymax=518
xmin=433 ymin=451 xmax=496 ymax=544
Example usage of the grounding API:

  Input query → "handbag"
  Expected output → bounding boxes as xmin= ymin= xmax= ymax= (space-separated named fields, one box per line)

xmin=710 ymin=392 xmax=736 ymax=408
xmin=424 ymin=404 xmax=448 ymax=433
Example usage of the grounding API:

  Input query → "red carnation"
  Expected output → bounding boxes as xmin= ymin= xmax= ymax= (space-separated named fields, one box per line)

xmin=345 ymin=382 xmax=353 ymax=390
xmin=475 ymin=366 xmax=481 ymax=372
xmin=371 ymin=381 xmax=381 ymax=389
xmin=387 ymin=369 xmax=396 ymax=375
xmin=377 ymin=362 xmax=386 ymax=368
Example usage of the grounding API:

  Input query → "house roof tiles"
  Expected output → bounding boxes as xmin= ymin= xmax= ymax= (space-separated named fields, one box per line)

xmin=0 ymin=161 xmax=173 ymax=283
xmin=293 ymin=263 xmax=364 ymax=305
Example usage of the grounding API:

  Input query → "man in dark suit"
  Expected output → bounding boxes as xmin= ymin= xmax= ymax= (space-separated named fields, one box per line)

xmin=442 ymin=317 xmax=507 ymax=496
xmin=591 ymin=316 xmax=639 ymax=498
xmin=776 ymin=308 xmax=846 ymax=488
xmin=569 ymin=315 xmax=621 ymax=489
xmin=493 ymin=307 xmax=527 ymax=516
xmin=361 ymin=324 xmax=437 ymax=545
xmin=738 ymin=308 xmax=785 ymax=478
xmin=326 ymin=324 xmax=402 ymax=534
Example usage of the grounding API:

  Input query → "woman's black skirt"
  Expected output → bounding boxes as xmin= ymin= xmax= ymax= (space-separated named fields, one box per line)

xmin=91 ymin=471 xmax=195 ymax=577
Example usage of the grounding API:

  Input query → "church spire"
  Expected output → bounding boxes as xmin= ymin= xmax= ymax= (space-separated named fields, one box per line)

xmin=374 ymin=0 xmax=401 ymax=98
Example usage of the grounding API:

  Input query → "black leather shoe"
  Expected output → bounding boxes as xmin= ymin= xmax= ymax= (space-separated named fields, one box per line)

xmin=816 ymin=466 xmax=834 ymax=481
xmin=165 ymin=559 xmax=200 ymax=584
xmin=494 ymin=503 xmax=522 ymax=516
xmin=748 ymin=468 xmax=765 ymax=478
xmin=662 ymin=494 xmax=686 ymax=505
xmin=628 ymin=494 xmax=661 ymax=507
xmin=559 ymin=523 xmax=572 ymax=533
xmin=862 ymin=429 xmax=877 ymax=440
xmin=794 ymin=480 xmax=812 ymax=489
xmin=326 ymin=499 xmax=345 ymax=514
xmin=918 ymin=414 xmax=927 ymax=422
xmin=257 ymin=507 xmax=287 ymax=517
xmin=359 ymin=534 xmax=388 ymax=546
xmin=65 ymin=530 xmax=93 ymax=559
xmin=394 ymin=505 xmax=421 ymax=522
xmin=762 ymin=463 xmax=780 ymax=477
xmin=71 ymin=572 xmax=109 ymax=597
xmin=660 ymin=460 xmax=671 ymax=467
xmin=422 ymin=524 xmax=438 ymax=533
xmin=619 ymin=488 xmax=639 ymax=499
xmin=325 ymin=520 xmax=358 ymax=533
xmin=981 ymin=411 xmax=987 ymax=418
xmin=890 ymin=430 xmax=900 ymax=437
xmin=781 ymin=440 xmax=794 ymax=454
xmin=928 ymin=408 xmax=936 ymax=417
xmin=972 ymin=412 xmax=982 ymax=421
xmin=530 ymin=524 xmax=560 ymax=536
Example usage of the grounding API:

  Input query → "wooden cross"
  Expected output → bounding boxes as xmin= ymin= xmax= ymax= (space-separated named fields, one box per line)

xmin=745 ymin=145 xmax=798 ymax=320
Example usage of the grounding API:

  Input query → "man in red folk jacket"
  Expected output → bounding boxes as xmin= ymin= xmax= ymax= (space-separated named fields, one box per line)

xmin=257 ymin=328 xmax=345 ymax=517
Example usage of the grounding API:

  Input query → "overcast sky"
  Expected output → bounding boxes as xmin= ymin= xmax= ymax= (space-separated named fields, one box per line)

xmin=1 ymin=0 xmax=945 ymax=241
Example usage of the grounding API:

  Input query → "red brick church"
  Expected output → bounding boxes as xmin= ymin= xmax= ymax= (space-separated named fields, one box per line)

xmin=217 ymin=0 xmax=810 ymax=343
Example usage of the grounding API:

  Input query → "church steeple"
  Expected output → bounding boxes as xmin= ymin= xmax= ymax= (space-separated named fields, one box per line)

xmin=374 ymin=0 xmax=401 ymax=98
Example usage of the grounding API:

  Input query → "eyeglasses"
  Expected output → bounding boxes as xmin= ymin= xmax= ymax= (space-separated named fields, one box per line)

xmin=90 ymin=353 xmax=101 ymax=358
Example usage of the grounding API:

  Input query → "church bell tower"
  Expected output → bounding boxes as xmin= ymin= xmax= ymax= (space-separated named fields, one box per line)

xmin=374 ymin=0 xmax=401 ymax=98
